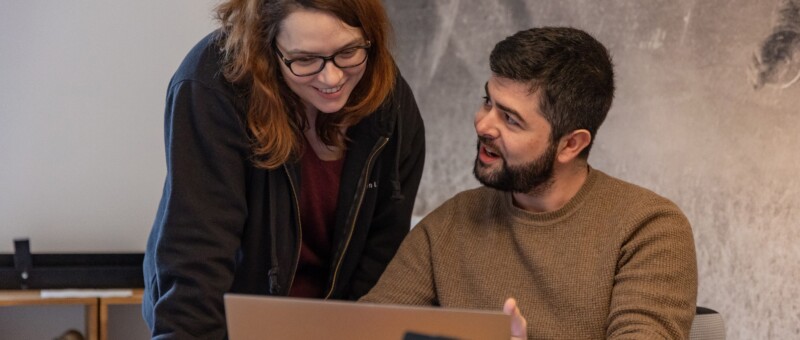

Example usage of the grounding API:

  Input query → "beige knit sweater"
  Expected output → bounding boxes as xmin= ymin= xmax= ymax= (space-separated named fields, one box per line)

xmin=361 ymin=169 xmax=697 ymax=339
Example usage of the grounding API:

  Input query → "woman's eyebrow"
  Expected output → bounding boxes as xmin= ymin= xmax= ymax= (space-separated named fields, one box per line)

xmin=283 ymin=39 xmax=364 ymax=55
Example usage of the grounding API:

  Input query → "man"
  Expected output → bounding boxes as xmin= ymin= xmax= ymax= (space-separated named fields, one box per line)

xmin=361 ymin=27 xmax=698 ymax=339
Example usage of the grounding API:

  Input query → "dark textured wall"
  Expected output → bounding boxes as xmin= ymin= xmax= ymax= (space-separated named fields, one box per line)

xmin=384 ymin=1 xmax=800 ymax=339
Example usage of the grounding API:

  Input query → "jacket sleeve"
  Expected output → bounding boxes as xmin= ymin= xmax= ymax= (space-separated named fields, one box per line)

xmin=607 ymin=210 xmax=698 ymax=339
xmin=347 ymin=74 xmax=426 ymax=299
xmin=143 ymin=79 xmax=250 ymax=339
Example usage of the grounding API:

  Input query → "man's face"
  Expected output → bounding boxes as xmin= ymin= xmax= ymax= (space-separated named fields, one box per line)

xmin=473 ymin=76 xmax=558 ymax=194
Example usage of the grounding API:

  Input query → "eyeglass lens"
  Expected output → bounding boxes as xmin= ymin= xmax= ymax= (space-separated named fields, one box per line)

xmin=289 ymin=46 xmax=368 ymax=76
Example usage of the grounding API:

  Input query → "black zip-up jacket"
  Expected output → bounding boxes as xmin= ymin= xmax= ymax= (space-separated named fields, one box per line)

xmin=142 ymin=32 xmax=425 ymax=339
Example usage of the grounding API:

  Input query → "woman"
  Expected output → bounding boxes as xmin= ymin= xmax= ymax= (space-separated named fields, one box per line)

xmin=142 ymin=0 xmax=425 ymax=338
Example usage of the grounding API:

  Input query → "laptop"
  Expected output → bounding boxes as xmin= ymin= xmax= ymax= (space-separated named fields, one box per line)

xmin=224 ymin=293 xmax=510 ymax=340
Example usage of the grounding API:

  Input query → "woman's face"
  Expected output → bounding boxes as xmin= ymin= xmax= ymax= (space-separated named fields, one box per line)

xmin=275 ymin=9 xmax=368 ymax=116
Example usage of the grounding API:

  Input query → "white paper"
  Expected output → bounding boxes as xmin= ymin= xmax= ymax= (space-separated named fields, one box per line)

xmin=40 ymin=289 xmax=133 ymax=299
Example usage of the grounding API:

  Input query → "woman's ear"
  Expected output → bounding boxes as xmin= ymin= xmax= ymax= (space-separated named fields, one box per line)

xmin=556 ymin=129 xmax=592 ymax=163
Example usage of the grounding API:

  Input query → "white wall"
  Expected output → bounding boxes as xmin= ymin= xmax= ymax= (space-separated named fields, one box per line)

xmin=0 ymin=1 xmax=217 ymax=338
xmin=0 ymin=1 xmax=217 ymax=253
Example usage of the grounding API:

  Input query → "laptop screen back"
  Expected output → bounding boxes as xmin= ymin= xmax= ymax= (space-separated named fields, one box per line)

xmin=224 ymin=294 xmax=510 ymax=340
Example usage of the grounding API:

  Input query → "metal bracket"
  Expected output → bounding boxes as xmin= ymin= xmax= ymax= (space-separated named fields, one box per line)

xmin=14 ymin=238 xmax=32 ymax=288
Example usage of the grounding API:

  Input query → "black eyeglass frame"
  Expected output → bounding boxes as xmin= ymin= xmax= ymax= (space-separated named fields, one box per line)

xmin=275 ymin=41 xmax=372 ymax=77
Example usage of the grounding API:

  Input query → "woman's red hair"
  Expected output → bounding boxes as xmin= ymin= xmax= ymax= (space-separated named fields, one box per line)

xmin=215 ymin=0 xmax=396 ymax=169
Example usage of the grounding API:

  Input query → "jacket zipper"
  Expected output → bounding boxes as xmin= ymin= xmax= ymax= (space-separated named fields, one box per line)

xmin=324 ymin=136 xmax=390 ymax=299
xmin=283 ymin=164 xmax=302 ymax=294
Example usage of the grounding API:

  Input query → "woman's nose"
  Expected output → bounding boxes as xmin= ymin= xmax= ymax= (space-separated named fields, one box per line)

xmin=316 ymin=60 xmax=344 ymax=86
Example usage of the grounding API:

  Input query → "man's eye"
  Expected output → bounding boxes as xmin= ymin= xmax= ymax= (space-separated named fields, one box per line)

xmin=482 ymin=96 xmax=491 ymax=106
xmin=505 ymin=113 xmax=519 ymax=126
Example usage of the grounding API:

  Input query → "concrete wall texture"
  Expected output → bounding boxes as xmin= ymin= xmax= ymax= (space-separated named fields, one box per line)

xmin=384 ymin=1 xmax=800 ymax=339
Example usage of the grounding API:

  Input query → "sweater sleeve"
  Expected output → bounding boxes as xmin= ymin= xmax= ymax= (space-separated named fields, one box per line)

xmin=358 ymin=218 xmax=438 ymax=306
xmin=357 ymin=195 xmax=457 ymax=306
xmin=347 ymin=74 xmax=426 ymax=299
xmin=607 ymin=209 xmax=698 ymax=340
xmin=143 ymin=79 xmax=250 ymax=339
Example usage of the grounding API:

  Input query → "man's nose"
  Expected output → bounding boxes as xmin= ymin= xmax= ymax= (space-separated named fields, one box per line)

xmin=474 ymin=109 xmax=499 ymax=139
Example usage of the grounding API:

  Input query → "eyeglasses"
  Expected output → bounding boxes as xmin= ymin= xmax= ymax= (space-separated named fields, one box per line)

xmin=275 ymin=41 xmax=371 ymax=77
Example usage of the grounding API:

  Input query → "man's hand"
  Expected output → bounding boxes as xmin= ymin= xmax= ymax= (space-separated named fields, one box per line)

xmin=503 ymin=298 xmax=527 ymax=340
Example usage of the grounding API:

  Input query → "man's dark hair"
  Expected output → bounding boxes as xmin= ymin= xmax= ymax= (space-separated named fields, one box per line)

xmin=490 ymin=27 xmax=615 ymax=159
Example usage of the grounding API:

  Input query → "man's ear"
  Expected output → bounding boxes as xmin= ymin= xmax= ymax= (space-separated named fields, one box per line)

xmin=556 ymin=129 xmax=592 ymax=163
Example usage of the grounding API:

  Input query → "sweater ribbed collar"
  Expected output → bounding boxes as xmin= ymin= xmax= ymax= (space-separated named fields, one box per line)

xmin=500 ymin=166 xmax=601 ymax=227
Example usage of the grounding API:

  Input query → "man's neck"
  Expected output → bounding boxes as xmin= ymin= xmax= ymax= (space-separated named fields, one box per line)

xmin=511 ymin=163 xmax=589 ymax=213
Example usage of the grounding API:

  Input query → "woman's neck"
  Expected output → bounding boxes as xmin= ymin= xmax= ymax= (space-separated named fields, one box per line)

xmin=303 ymin=109 xmax=345 ymax=161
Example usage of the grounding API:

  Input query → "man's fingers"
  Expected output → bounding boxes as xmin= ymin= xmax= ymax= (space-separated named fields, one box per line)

xmin=503 ymin=298 xmax=516 ymax=315
xmin=503 ymin=298 xmax=527 ymax=339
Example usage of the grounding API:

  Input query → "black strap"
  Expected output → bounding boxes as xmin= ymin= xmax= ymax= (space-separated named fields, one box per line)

xmin=14 ymin=238 xmax=32 ymax=287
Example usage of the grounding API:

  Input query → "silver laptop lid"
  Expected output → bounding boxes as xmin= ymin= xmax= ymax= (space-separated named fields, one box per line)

xmin=224 ymin=293 xmax=510 ymax=340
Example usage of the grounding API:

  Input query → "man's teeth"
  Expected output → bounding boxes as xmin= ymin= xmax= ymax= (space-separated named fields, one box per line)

xmin=318 ymin=85 xmax=342 ymax=94
xmin=485 ymin=146 xmax=498 ymax=157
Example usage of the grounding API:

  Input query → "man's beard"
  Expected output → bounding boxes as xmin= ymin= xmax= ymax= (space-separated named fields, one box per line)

xmin=473 ymin=138 xmax=558 ymax=194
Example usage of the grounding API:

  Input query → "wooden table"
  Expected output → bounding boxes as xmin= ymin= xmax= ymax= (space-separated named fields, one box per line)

xmin=0 ymin=289 xmax=143 ymax=340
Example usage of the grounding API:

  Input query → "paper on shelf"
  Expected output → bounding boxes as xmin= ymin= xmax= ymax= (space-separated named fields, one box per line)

xmin=40 ymin=289 xmax=133 ymax=299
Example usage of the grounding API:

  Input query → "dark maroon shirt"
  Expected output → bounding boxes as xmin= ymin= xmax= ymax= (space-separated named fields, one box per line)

xmin=288 ymin=139 xmax=344 ymax=298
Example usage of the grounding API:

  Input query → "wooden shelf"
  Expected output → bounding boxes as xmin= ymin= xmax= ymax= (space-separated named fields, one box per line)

xmin=0 ymin=289 xmax=143 ymax=340
xmin=99 ymin=289 xmax=144 ymax=340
